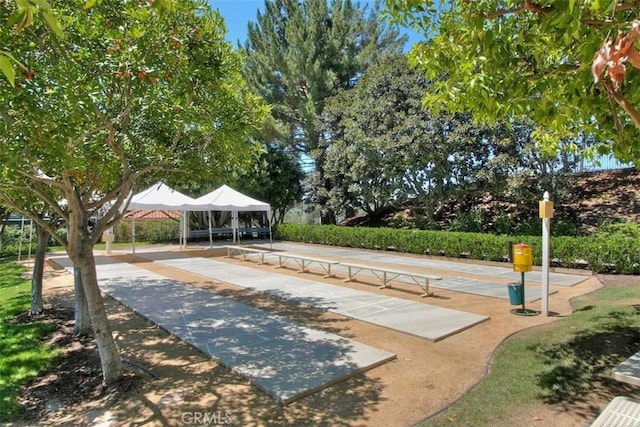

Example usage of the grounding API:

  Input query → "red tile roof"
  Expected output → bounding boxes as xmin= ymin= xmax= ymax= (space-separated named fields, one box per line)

xmin=123 ymin=210 xmax=182 ymax=220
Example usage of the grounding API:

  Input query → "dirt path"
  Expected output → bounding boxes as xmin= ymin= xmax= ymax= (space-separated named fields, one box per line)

xmin=27 ymin=248 xmax=605 ymax=426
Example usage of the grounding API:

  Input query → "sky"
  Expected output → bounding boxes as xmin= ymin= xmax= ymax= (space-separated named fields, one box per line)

xmin=208 ymin=0 xmax=264 ymax=46
xmin=207 ymin=0 xmax=423 ymax=49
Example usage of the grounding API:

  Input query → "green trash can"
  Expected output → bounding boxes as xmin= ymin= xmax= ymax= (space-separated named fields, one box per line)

xmin=508 ymin=282 xmax=523 ymax=305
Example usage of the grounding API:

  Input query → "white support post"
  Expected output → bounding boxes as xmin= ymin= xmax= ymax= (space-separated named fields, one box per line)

xmin=540 ymin=191 xmax=553 ymax=317
xmin=18 ymin=216 xmax=25 ymax=261
xmin=208 ymin=210 xmax=213 ymax=248
xmin=27 ymin=218 xmax=33 ymax=265
xmin=132 ymin=215 xmax=136 ymax=255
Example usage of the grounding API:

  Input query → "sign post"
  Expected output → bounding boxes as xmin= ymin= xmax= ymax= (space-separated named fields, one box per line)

xmin=539 ymin=191 xmax=554 ymax=316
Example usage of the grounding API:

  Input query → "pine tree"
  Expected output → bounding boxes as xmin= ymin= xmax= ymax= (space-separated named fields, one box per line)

xmin=243 ymin=0 xmax=405 ymax=223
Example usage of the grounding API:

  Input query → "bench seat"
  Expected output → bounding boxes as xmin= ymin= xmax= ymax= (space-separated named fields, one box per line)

xmin=275 ymin=252 xmax=339 ymax=278
xmin=340 ymin=262 xmax=441 ymax=298
xmin=590 ymin=396 xmax=640 ymax=426
xmin=223 ymin=245 xmax=270 ymax=264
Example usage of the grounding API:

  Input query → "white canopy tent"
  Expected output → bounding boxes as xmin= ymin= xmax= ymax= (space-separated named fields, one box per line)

xmin=186 ymin=185 xmax=272 ymax=247
xmin=127 ymin=182 xmax=196 ymax=253
xmin=125 ymin=183 xmax=272 ymax=251
xmin=128 ymin=182 xmax=197 ymax=210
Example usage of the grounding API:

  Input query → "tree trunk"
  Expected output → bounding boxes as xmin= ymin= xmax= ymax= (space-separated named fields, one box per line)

xmin=344 ymin=206 xmax=356 ymax=220
xmin=30 ymin=225 xmax=49 ymax=315
xmin=65 ymin=197 xmax=122 ymax=384
xmin=320 ymin=209 xmax=336 ymax=225
xmin=73 ymin=266 xmax=91 ymax=336
xmin=75 ymin=252 xmax=123 ymax=384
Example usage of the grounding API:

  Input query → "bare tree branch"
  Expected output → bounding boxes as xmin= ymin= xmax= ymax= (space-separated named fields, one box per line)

xmin=602 ymin=80 xmax=640 ymax=130
xmin=614 ymin=1 xmax=640 ymax=13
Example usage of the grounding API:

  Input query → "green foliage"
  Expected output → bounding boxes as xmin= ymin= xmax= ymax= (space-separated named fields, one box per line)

xmin=276 ymin=223 xmax=640 ymax=273
xmin=0 ymin=225 xmax=38 ymax=257
xmin=320 ymin=54 xmax=582 ymax=225
xmin=0 ymin=0 xmax=267 ymax=243
xmin=383 ymin=0 xmax=640 ymax=162
xmin=414 ymin=213 xmax=440 ymax=231
xmin=237 ymin=144 xmax=304 ymax=225
xmin=243 ymin=0 xmax=406 ymax=223
xmin=143 ymin=219 xmax=179 ymax=243
xmin=595 ymin=220 xmax=640 ymax=239
xmin=552 ymin=219 xmax=580 ymax=237
xmin=0 ymin=261 xmax=58 ymax=421
xmin=1 ymin=0 xmax=63 ymax=87
xmin=244 ymin=0 xmax=405 ymax=153
xmin=115 ymin=219 xmax=178 ymax=243
xmin=493 ymin=213 xmax=514 ymax=235
xmin=449 ymin=208 xmax=485 ymax=233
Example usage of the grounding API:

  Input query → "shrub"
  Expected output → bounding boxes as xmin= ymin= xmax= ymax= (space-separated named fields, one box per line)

xmin=595 ymin=220 xmax=640 ymax=239
xmin=144 ymin=220 xmax=179 ymax=243
xmin=493 ymin=213 xmax=514 ymax=235
xmin=115 ymin=219 xmax=179 ymax=243
xmin=0 ymin=225 xmax=38 ymax=258
xmin=275 ymin=223 xmax=640 ymax=274
xmin=449 ymin=208 xmax=485 ymax=233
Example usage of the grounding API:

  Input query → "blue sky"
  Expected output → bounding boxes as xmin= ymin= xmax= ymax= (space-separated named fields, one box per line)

xmin=207 ymin=0 xmax=422 ymax=49
xmin=208 ymin=0 xmax=264 ymax=46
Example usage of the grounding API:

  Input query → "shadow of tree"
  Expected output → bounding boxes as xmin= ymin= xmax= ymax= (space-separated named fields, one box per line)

xmin=101 ymin=289 xmax=386 ymax=426
xmin=534 ymin=320 xmax=640 ymax=409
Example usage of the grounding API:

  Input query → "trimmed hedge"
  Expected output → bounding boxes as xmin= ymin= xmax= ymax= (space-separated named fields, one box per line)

xmin=274 ymin=224 xmax=640 ymax=274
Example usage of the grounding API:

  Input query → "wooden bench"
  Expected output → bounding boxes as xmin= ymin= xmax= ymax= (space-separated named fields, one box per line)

xmin=223 ymin=245 xmax=270 ymax=264
xmin=340 ymin=262 xmax=441 ymax=298
xmin=590 ymin=396 xmax=640 ymax=426
xmin=275 ymin=252 xmax=339 ymax=278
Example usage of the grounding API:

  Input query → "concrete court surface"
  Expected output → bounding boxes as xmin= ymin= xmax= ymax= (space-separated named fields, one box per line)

xmin=147 ymin=254 xmax=489 ymax=342
xmin=259 ymin=241 xmax=588 ymax=301
xmin=49 ymin=255 xmax=396 ymax=404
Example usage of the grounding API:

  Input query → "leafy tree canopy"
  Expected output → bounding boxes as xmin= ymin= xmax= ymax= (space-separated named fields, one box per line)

xmin=383 ymin=0 xmax=640 ymax=163
xmin=0 ymin=0 xmax=267 ymax=240
xmin=319 ymin=54 xmax=582 ymax=223
xmin=0 ymin=0 xmax=267 ymax=384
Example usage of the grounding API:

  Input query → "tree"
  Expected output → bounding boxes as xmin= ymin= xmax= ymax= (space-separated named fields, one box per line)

xmin=383 ymin=0 xmax=640 ymax=162
xmin=238 ymin=143 xmax=304 ymax=224
xmin=0 ymin=0 xmax=266 ymax=384
xmin=319 ymin=55 xmax=497 ymax=219
xmin=0 ymin=203 xmax=10 ymax=246
xmin=320 ymin=54 xmax=582 ymax=225
xmin=0 ymin=187 xmax=65 ymax=315
xmin=243 ymin=0 xmax=405 ymax=224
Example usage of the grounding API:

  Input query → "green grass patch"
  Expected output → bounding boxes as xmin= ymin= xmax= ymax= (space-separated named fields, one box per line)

xmin=421 ymin=285 xmax=640 ymax=426
xmin=0 ymin=260 xmax=59 ymax=422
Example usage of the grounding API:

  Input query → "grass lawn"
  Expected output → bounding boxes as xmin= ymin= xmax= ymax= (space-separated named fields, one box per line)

xmin=421 ymin=283 xmax=640 ymax=426
xmin=0 ymin=260 xmax=59 ymax=422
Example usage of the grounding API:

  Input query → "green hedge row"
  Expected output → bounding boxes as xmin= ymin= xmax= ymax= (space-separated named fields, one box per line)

xmin=274 ymin=224 xmax=640 ymax=274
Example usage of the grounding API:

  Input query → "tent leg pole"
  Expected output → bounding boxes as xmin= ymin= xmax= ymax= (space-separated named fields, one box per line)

xmin=208 ymin=210 xmax=213 ymax=249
